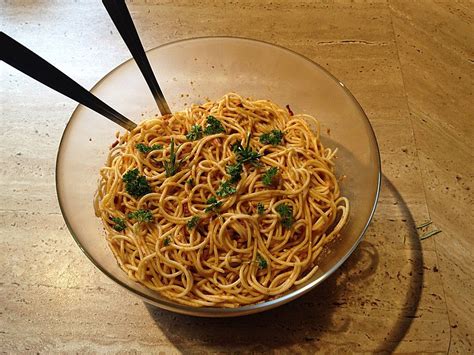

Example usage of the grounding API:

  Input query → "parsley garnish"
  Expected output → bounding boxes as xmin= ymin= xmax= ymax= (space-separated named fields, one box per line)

xmin=224 ymin=133 xmax=261 ymax=184
xmin=163 ymin=138 xmax=184 ymax=177
xmin=276 ymin=203 xmax=294 ymax=229
xmin=186 ymin=124 xmax=203 ymax=141
xmin=257 ymin=253 xmax=267 ymax=269
xmin=226 ymin=162 xmax=243 ymax=183
xmin=111 ymin=217 xmax=126 ymax=231
xmin=205 ymin=196 xmax=223 ymax=213
xmin=127 ymin=209 xmax=153 ymax=223
xmin=262 ymin=166 xmax=279 ymax=186
xmin=123 ymin=169 xmax=152 ymax=198
xmin=187 ymin=216 xmax=200 ymax=230
xmin=259 ymin=130 xmax=284 ymax=145
xmin=136 ymin=143 xmax=163 ymax=154
xmin=164 ymin=237 xmax=171 ymax=246
xmin=216 ymin=180 xmax=237 ymax=197
xmin=232 ymin=133 xmax=262 ymax=166
xmin=187 ymin=178 xmax=194 ymax=186
xmin=204 ymin=115 xmax=225 ymax=135
xmin=257 ymin=203 xmax=265 ymax=215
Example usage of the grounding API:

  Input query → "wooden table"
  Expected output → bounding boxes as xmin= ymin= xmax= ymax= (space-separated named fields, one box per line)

xmin=1 ymin=1 xmax=472 ymax=352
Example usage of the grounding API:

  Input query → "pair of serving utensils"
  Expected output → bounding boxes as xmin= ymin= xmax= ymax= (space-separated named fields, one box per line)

xmin=1 ymin=0 xmax=170 ymax=131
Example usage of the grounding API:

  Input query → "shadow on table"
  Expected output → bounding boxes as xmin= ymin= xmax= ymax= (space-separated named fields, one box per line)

xmin=373 ymin=176 xmax=424 ymax=353
xmin=145 ymin=176 xmax=423 ymax=353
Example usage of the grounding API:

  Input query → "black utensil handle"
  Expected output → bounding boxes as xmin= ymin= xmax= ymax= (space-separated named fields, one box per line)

xmin=102 ymin=0 xmax=171 ymax=116
xmin=0 ymin=32 xmax=137 ymax=131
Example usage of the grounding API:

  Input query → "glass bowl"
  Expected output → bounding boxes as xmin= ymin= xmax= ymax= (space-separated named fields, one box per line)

xmin=56 ymin=37 xmax=381 ymax=317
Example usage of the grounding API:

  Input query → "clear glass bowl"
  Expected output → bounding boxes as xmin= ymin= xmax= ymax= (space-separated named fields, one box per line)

xmin=56 ymin=37 xmax=381 ymax=317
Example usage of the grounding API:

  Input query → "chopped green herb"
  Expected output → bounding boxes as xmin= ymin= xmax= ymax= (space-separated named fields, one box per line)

xmin=416 ymin=220 xmax=432 ymax=229
xmin=226 ymin=162 xmax=243 ymax=183
xmin=186 ymin=124 xmax=203 ymax=141
xmin=187 ymin=178 xmax=195 ymax=186
xmin=257 ymin=253 xmax=267 ymax=269
xmin=232 ymin=133 xmax=262 ymax=166
xmin=420 ymin=229 xmax=442 ymax=240
xmin=187 ymin=216 xmax=200 ymax=230
xmin=136 ymin=143 xmax=163 ymax=154
xmin=216 ymin=180 xmax=237 ymax=198
xmin=123 ymin=168 xmax=152 ymax=198
xmin=262 ymin=166 xmax=279 ymax=186
xmin=276 ymin=203 xmax=294 ymax=229
xmin=163 ymin=138 xmax=184 ymax=177
xmin=204 ymin=115 xmax=225 ymax=135
xmin=127 ymin=209 xmax=153 ymax=223
xmin=205 ymin=196 xmax=223 ymax=213
xmin=164 ymin=237 xmax=171 ymax=246
xmin=111 ymin=217 xmax=126 ymax=232
xmin=257 ymin=203 xmax=265 ymax=215
xmin=260 ymin=130 xmax=284 ymax=145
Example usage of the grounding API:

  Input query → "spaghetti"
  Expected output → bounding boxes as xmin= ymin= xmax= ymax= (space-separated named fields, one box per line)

xmin=94 ymin=93 xmax=349 ymax=307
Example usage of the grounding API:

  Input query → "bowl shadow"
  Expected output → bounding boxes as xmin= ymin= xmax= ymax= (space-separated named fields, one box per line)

xmin=144 ymin=175 xmax=423 ymax=352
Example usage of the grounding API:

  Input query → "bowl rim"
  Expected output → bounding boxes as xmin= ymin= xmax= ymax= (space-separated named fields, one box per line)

xmin=55 ymin=35 xmax=382 ymax=317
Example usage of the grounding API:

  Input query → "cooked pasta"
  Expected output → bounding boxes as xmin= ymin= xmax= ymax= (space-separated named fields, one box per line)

xmin=94 ymin=93 xmax=349 ymax=307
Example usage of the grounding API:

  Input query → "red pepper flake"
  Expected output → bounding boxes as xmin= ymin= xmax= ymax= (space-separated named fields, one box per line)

xmin=210 ymin=138 xmax=220 ymax=148
xmin=111 ymin=140 xmax=119 ymax=148
xmin=181 ymin=145 xmax=192 ymax=154
xmin=286 ymin=104 xmax=294 ymax=116
xmin=237 ymin=102 xmax=244 ymax=108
